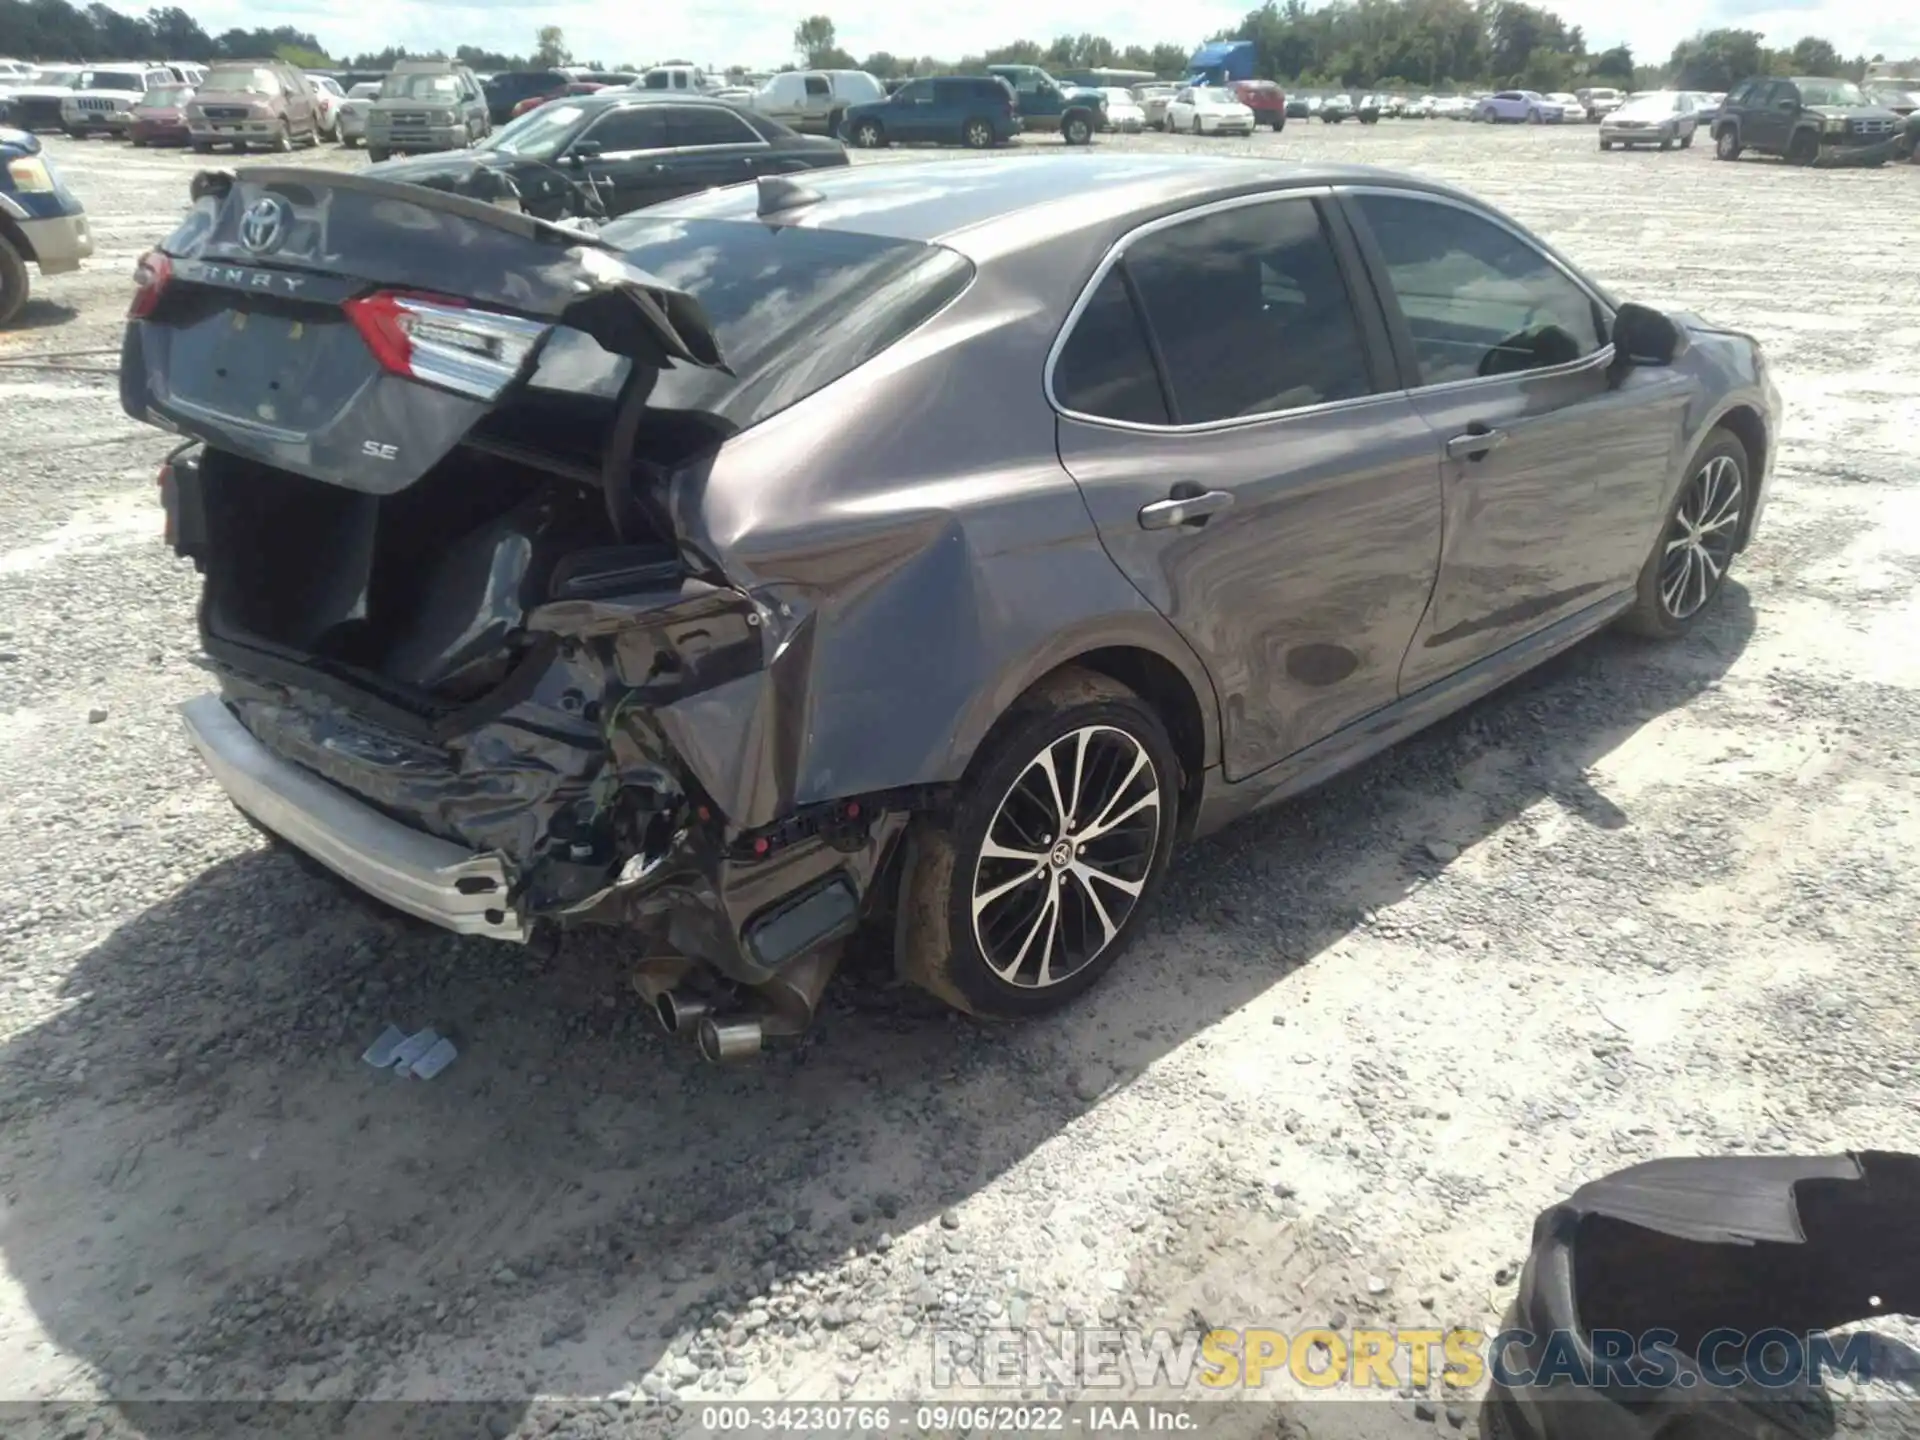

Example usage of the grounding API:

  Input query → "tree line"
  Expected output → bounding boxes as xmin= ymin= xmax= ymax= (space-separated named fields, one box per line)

xmin=2 ymin=0 xmax=1910 ymax=93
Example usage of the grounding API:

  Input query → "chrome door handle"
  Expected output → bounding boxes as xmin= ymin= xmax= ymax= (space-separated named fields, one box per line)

xmin=1138 ymin=489 xmax=1234 ymax=530
xmin=1446 ymin=426 xmax=1510 ymax=461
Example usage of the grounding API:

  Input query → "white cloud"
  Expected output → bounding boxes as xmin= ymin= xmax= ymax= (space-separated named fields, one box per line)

xmin=186 ymin=0 xmax=1917 ymax=71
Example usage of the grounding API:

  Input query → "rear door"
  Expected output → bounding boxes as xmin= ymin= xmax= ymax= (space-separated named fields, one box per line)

xmin=1339 ymin=187 xmax=1688 ymax=691
xmin=662 ymin=105 xmax=767 ymax=192
xmin=1053 ymin=190 xmax=1444 ymax=780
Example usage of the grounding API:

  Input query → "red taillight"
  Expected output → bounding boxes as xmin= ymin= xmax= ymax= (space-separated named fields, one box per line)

xmin=129 ymin=249 xmax=172 ymax=319
xmin=343 ymin=289 xmax=550 ymax=401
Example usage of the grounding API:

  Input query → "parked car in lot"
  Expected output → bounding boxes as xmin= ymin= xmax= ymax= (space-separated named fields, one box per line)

xmin=1599 ymin=90 xmax=1698 ymax=150
xmin=336 ymin=81 xmax=379 ymax=147
xmin=306 ymin=73 xmax=346 ymax=140
xmin=1352 ymin=93 xmax=1384 ymax=123
xmin=0 ymin=67 xmax=80 ymax=131
xmin=1228 ymin=79 xmax=1286 ymax=130
xmin=1544 ymin=92 xmax=1582 ymax=121
xmin=1577 ymin=86 xmax=1625 ymax=121
xmin=482 ymin=68 xmax=573 ymax=126
xmin=1319 ymin=93 xmax=1353 ymax=122
xmin=128 ymin=82 xmax=196 ymax=146
xmin=1712 ymin=75 xmax=1902 ymax=167
xmin=365 ymin=59 xmax=490 ymax=161
xmin=1137 ymin=84 xmax=1180 ymax=129
xmin=1165 ymin=85 xmax=1256 ymax=136
xmin=1477 ymin=89 xmax=1553 ymax=123
xmin=509 ymin=81 xmax=606 ymax=120
xmin=365 ymin=92 xmax=846 ymax=219
xmin=122 ymin=152 xmax=1779 ymax=1057
xmin=1683 ymin=90 xmax=1725 ymax=124
xmin=1 ymin=125 xmax=91 ymax=326
xmin=187 ymin=59 xmax=323 ymax=152
xmin=750 ymin=68 xmax=885 ymax=136
xmin=639 ymin=63 xmax=722 ymax=93
xmin=986 ymin=64 xmax=1103 ymax=144
xmin=841 ymin=76 xmax=1020 ymax=150
xmin=62 ymin=64 xmax=174 ymax=137
xmin=1100 ymin=87 xmax=1146 ymax=132
xmin=1283 ymin=93 xmax=1311 ymax=119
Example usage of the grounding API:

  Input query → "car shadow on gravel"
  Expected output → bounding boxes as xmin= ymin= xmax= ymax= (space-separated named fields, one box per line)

xmin=0 ymin=587 xmax=1753 ymax=1419
xmin=0 ymin=298 xmax=82 ymax=337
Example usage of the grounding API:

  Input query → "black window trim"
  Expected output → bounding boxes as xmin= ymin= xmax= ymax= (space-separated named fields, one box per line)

xmin=1043 ymin=185 xmax=1401 ymax=434
xmin=580 ymin=100 xmax=769 ymax=157
xmin=1333 ymin=183 xmax=1618 ymax=400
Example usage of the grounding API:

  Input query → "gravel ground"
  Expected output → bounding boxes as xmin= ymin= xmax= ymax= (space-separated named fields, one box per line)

xmin=1 ymin=122 xmax=1917 ymax=1436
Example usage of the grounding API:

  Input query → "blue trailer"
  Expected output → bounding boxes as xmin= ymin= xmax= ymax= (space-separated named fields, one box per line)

xmin=1188 ymin=40 xmax=1256 ymax=86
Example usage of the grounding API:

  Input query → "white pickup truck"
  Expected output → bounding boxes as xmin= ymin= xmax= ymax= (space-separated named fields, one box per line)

xmin=749 ymin=69 xmax=886 ymax=135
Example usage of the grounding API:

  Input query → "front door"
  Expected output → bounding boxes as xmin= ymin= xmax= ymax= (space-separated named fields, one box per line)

xmin=1340 ymin=188 xmax=1686 ymax=692
xmin=1746 ymin=80 xmax=1798 ymax=151
xmin=886 ymin=79 xmax=939 ymax=141
xmin=571 ymin=104 xmax=675 ymax=214
xmin=1053 ymin=192 xmax=1444 ymax=781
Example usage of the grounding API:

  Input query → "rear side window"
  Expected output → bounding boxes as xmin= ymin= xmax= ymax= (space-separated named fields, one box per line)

xmin=1053 ymin=269 xmax=1168 ymax=425
xmin=804 ymin=75 xmax=829 ymax=97
xmin=1121 ymin=197 xmax=1374 ymax=424
xmin=577 ymin=218 xmax=975 ymax=432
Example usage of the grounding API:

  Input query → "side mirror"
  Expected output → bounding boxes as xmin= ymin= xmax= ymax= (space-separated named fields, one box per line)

xmin=566 ymin=139 xmax=601 ymax=165
xmin=1774 ymin=97 xmax=1797 ymax=111
xmin=1612 ymin=302 xmax=1690 ymax=368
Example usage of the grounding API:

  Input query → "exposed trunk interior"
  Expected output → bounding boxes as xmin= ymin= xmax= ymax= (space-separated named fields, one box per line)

xmin=194 ymin=386 xmax=728 ymax=708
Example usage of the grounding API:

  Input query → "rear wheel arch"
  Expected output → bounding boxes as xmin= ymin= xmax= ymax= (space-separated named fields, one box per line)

xmin=956 ymin=643 xmax=1215 ymax=836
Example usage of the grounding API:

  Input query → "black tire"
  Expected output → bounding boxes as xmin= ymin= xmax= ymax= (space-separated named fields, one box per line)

xmin=1715 ymin=126 xmax=1742 ymax=161
xmin=1786 ymin=129 xmax=1817 ymax=166
xmin=851 ymin=118 xmax=884 ymax=148
xmin=342 ymin=133 xmax=360 ymax=149
xmin=270 ymin=120 xmax=292 ymax=154
xmin=962 ymin=117 xmax=994 ymax=149
xmin=1680 ymin=129 xmax=1694 ymax=149
xmin=366 ymin=146 xmax=389 ymax=163
xmin=1270 ymin=115 xmax=1285 ymax=131
xmin=1062 ymin=112 xmax=1093 ymax=145
xmin=1659 ymin=134 xmax=1672 ymax=151
xmin=826 ymin=107 xmax=844 ymax=137
xmin=131 ymin=135 xmax=147 ymax=148
xmin=896 ymin=667 xmax=1180 ymax=1020
xmin=1621 ymin=429 xmax=1749 ymax=639
xmin=1599 ymin=138 xmax=1612 ymax=150
xmin=191 ymin=140 xmax=213 ymax=153
xmin=0 ymin=235 xmax=29 ymax=329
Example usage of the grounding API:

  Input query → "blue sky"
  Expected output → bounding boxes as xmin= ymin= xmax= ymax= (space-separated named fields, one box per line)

xmin=187 ymin=0 xmax=1918 ymax=72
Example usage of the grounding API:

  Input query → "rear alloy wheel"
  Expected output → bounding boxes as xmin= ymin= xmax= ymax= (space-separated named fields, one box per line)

xmin=851 ymin=118 xmax=884 ymax=148
xmin=1786 ymin=129 xmax=1818 ymax=166
xmin=897 ymin=669 xmax=1179 ymax=1019
xmin=270 ymin=120 xmax=292 ymax=153
xmin=1715 ymin=127 xmax=1742 ymax=161
xmin=963 ymin=117 xmax=994 ymax=149
xmin=1063 ymin=114 xmax=1093 ymax=145
xmin=1623 ymin=431 xmax=1748 ymax=638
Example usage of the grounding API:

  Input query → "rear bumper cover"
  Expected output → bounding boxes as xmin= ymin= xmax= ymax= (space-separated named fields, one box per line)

xmin=182 ymin=692 xmax=529 ymax=941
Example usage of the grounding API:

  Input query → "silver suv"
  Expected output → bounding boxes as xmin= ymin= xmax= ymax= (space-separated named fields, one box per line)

xmin=365 ymin=60 xmax=489 ymax=160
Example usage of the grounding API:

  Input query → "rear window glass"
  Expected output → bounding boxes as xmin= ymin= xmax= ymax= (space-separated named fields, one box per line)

xmin=540 ymin=218 xmax=974 ymax=433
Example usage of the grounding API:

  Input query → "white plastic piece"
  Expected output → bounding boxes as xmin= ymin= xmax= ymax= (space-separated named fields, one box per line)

xmin=361 ymin=1024 xmax=406 ymax=1068
xmin=408 ymin=1037 xmax=459 ymax=1080
xmin=389 ymin=1028 xmax=440 ymax=1072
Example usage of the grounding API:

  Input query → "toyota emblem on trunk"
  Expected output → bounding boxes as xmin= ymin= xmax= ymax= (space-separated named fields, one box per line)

xmin=239 ymin=196 xmax=289 ymax=253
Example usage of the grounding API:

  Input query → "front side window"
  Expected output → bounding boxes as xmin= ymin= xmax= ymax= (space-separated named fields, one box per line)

xmin=1116 ymin=196 xmax=1375 ymax=425
xmin=1353 ymin=192 xmax=1604 ymax=386
xmin=580 ymin=105 xmax=671 ymax=152
xmin=804 ymin=76 xmax=829 ymax=97
xmin=894 ymin=79 xmax=933 ymax=104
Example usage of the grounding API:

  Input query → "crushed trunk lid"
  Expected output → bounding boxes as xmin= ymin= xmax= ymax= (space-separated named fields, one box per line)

xmin=120 ymin=166 xmax=727 ymax=492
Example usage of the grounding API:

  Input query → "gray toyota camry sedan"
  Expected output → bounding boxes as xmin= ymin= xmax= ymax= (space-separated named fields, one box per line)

xmin=123 ymin=154 xmax=1778 ymax=1061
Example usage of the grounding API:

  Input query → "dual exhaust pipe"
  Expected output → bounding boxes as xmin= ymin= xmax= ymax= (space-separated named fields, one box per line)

xmin=632 ymin=949 xmax=838 ymax=1064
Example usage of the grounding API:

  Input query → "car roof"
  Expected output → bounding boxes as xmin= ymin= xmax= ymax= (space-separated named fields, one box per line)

xmin=567 ymin=90 xmax=743 ymax=110
xmin=642 ymin=153 xmax=1475 ymax=256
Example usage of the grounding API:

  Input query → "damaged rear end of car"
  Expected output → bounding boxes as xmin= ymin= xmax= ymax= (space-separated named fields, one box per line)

xmin=124 ymin=166 xmax=970 ymax=1058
